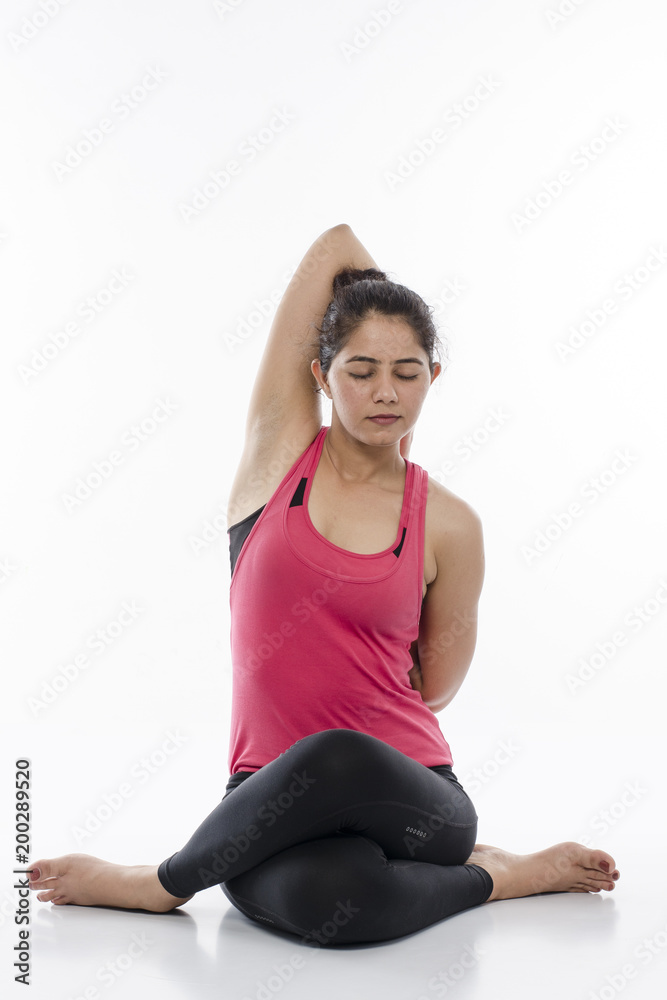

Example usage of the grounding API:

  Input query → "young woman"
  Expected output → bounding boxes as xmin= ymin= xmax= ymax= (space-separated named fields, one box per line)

xmin=29 ymin=224 xmax=619 ymax=945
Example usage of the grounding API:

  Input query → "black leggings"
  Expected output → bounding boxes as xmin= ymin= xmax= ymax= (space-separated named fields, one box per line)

xmin=157 ymin=729 xmax=493 ymax=945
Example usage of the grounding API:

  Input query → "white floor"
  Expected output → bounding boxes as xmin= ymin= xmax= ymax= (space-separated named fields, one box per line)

xmin=25 ymin=831 xmax=664 ymax=1000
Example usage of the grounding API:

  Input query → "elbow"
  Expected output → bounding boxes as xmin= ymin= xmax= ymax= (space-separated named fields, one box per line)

xmin=421 ymin=685 xmax=459 ymax=714
xmin=327 ymin=222 xmax=352 ymax=237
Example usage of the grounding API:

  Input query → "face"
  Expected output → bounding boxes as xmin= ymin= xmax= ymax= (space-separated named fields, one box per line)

xmin=311 ymin=314 xmax=441 ymax=446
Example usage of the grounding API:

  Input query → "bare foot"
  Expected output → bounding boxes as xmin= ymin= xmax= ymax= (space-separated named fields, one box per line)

xmin=27 ymin=854 xmax=192 ymax=912
xmin=467 ymin=842 xmax=620 ymax=901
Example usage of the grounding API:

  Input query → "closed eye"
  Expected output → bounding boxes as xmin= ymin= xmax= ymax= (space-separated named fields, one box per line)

xmin=349 ymin=373 xmax=419 ymax=381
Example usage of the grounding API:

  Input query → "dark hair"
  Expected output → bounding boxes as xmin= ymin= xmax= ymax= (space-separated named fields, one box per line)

xmin=313 ymin=267 xmax=446 ymax=386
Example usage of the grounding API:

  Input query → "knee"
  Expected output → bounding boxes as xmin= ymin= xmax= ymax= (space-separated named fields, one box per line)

xmin=285 ymin=728 xmax=389 ymax=783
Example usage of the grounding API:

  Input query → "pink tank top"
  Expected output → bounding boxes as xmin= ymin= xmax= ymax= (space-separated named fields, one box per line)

xmin=227 ymin=425 xmax=453 ymax=773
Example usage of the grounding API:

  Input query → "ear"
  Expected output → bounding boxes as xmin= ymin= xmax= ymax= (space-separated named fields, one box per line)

xmin=311 ymin=359 xmax=332 ymax=399
xmin=429 ymin=362 xmax=442 ymax=386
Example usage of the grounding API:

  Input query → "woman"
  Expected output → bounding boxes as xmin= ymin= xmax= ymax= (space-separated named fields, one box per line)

xmin=29 ymin=224 xmax=619 ymax=945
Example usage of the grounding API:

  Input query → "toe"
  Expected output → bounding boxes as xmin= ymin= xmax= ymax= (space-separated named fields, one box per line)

xmin=36 ymin=888 xmax=65 ymax=903
xmin=29 ymin=859 xmax=63 ymax=888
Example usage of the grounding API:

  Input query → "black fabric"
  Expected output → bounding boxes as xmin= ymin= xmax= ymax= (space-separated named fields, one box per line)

xmin=288 ymin=476 xmax=308 ymax=507
xmin=392 ymin=525 xmax=407 ymax=558
xmin=228 ymin=505 xmax=265 ymax=577
xmin=157 ymin=729 xmax=493 ymax=945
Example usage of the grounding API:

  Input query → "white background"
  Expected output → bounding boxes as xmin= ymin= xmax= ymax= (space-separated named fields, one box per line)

xmin=2 ymin=1 xmax=666 ymax=998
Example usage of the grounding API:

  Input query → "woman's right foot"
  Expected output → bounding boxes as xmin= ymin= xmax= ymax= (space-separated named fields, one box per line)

xmin=28 ymin=853 xmax=192 ymax=912
xmin=467 ymin=842 xmax=620 ymax=901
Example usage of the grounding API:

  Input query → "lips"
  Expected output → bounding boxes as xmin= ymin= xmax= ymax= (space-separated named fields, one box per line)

xmin=368 ymin=415 xmax=399 ymax=424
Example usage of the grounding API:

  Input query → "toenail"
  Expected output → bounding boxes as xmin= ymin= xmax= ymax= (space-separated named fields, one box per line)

xmin=600 ymin=861 xmax=610 ymax=872
xmin=29 ymin=868 xmax=41 ymax=881
xmin=612 ymin=872 xmax=619 ymax=880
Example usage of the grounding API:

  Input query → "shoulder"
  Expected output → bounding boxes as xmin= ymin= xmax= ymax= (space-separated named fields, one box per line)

xmin=424 ymin=475 xmax=484 ymax=578
xmin=425 ymin=474 xmax=483 ymax=535
xmin=227 ymin=421 xmax=323 ymax=527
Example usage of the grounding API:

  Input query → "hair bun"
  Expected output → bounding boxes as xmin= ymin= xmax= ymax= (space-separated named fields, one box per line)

xmin=332 ymin=267 xmax=389 ymax=293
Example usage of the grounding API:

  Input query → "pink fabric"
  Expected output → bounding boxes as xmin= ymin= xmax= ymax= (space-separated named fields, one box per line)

xmin=227 ymin=425 xmax=453 ymax=773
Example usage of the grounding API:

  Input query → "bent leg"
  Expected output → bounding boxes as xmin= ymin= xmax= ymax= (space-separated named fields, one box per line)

xmin=157 ymin=729 xmax=479 ymax=897
xmin=221 ymin=833 xmax=492 ymax=945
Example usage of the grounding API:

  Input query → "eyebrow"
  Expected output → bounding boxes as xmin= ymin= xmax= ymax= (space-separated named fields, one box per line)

xmin=344 ymin=355 xmax=424 ymax=365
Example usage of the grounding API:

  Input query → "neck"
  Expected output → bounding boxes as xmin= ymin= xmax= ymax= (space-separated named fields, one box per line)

xmin=324 ymin=413 xmax=406 ymax=484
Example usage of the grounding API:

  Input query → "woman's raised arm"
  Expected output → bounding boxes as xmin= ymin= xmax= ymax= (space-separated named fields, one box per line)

xmin=226 ymin=224 xmax=379 ymax=527
xmin=243 ymin=223 xmax=379 ymax=444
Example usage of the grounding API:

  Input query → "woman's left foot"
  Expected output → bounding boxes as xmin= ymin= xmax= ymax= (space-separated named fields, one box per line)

xmin=28 ymin=853 xmax=192 ymax=911
xmin=467 ymin=841 xmax=620 ymax=901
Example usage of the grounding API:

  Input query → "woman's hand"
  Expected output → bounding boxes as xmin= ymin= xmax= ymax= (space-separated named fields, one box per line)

xmin=408 ymin=638 xmax=422 ymax=692
xmin=408 ymin=662 xmax=423 ymax=693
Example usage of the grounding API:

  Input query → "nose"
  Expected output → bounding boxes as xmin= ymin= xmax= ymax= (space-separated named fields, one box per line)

xmin=372 ymin=373 xmax=398 ymax=404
